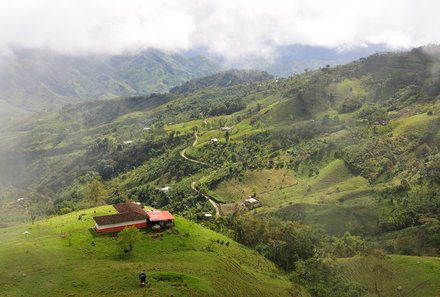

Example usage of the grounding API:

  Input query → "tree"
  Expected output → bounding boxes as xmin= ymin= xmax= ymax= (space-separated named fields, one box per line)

xmin=292 ymin=255 xmax=363 ymax=297
xmin=426 ymin=155 xmax=440 ymax=184
xmin=118 ymin=227 xmax=141 ymax=253
xmin=86 ymin=176 xmax=108 ymax=205
xmin=332 ymin=232 xmax=366 ymax=257
xmin=121 ymin=192 xmax=130 ymax=203
xmin=340 ymin=97 xmax=362 ymax=113
xmin=28 ymin=204 xmax=39 ymax=224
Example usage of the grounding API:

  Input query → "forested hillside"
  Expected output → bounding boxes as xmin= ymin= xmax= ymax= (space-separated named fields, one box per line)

xmin=0 ymin=48 xmax=219 ymax=117
xmin=1 ymin=47 xmax=440 ymax=296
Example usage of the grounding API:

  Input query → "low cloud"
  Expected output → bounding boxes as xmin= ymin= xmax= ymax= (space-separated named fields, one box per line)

xmin=0 ymin=0 xmax=439 ymax=60
xmin=422 ymin=45 xmax=440 ymax=78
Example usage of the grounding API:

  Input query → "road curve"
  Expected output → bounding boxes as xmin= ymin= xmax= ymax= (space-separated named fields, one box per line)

xmin=193 ymin=132 xmax=199 ymax=147
xmin=179 ymin=132 xmax=213 ymax=167
xmin=179 ymin=132 xmax=221 ymax=217
xmin=191 ymin=182 xmax=221 ymax=218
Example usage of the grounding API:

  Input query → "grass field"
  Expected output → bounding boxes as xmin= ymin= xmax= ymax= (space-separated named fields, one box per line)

xmin=210 ymin=159 xmax=379 ymax=235
xmin=275 ymin=197 xmax=379 ymax=236
xmin=253 ymin=160 xmax=371 ymax=207
xmin=0 ymin=206 xmax=296 ymax=297
xmin=392 ymin=112 xmax=438 ymax=137
xmin=339 ymin=255 xmax=440 ymax=297
xmin=214 ymin=160 xmax=371 ymax=207
xmin=212 ymin=169 xmax=297 ymax=203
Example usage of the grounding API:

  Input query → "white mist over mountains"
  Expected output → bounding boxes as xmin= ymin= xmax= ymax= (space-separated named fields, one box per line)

xmin=0 ymin=0 xmax=439 ymax=61
xmin=1 ymin=0 xmax=440 ymax=122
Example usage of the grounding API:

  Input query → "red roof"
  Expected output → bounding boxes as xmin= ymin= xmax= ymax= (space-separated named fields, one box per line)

xmin=146 ymin=210 xmax=174 ymax=221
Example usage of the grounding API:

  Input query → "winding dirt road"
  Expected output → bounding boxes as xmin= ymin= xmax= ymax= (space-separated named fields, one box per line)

xmin=179 ymin=132 xmax=213 ymax=167
xmin=180 ymin=132 xmax=220 ymax=217
xmin=191 ymin=182 xmax=221 ymax=218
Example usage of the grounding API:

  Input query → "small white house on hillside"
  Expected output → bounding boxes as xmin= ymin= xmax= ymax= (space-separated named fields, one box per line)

xmin=160 ymin=186 xmax=172 ymax=193
xmin=245 ymin=197 xmax=259 ymax=204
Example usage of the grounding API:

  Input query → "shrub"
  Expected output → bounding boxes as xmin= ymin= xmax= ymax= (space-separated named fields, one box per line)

xmin=118 ymin=227 xmax=141 ymax=253
xmin=340 ymin=97 xmax=362 ymax=113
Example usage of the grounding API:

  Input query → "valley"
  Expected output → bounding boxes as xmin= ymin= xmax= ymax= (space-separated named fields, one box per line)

xmin=0 ymin=48 xmax=220 ymax=117
xmin=1 ymin=47 xmax=440 ymax=296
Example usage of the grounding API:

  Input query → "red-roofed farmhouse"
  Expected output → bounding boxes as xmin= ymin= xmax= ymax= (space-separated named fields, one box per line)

xmin=93 ymin=203 xmax=174 ymax=233
xmin=146 ymin=210 xmax=174 ymax=221
xmin=93 ymin=203 xmax=147 ymax=233
xmin=146 ymin=210 xmax=174 ymax=230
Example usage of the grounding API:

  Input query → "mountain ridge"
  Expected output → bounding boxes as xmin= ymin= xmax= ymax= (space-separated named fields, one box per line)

xmin=1 ymin=46 xmax=440 ymax=296
xmin=0 ymin=48 xmax=220 ymax=117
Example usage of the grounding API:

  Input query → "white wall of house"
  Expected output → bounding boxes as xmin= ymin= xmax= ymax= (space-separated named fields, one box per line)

xmin=95 ymin=219 xmax=146 ymax=231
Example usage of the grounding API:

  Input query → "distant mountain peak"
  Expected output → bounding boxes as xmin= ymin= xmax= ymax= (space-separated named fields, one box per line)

xmin=0 ymin=48 xmax=220 ymax=117
xmin=170 ymin=69 xmax=273 ymax=94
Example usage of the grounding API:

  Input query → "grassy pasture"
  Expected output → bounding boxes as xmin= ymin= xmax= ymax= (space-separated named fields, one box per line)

xmin=0 ymin=206 xmax=295 ymax=297
xmin=392 ymin=113 xmax=438 ymax=137
xmin=211 ymin=159 xmax=379 ymax=235
xmin=339 ymin=255 xmax=440 ymax=297
xmin=256 ymin=160 xmax=371 ymax=206
xmin=212 ymin=169 xmax=297 ymax=203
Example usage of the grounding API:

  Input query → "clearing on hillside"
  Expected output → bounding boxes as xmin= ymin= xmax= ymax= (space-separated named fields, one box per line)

xmin=339 ymin=255 xmax=440 ymax=297
xmin=212 ymin=169 xmax=297 ymax=203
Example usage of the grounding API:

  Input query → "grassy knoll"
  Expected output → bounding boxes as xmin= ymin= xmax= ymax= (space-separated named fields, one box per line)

xmin=208 ymin=159 xmax=379 ymax=235
xmin=187 ymin=116 xmax=269 ymax=146
xmin=163 ymin=119 xmax=206 ymax=134
xmin=0 ymin=206 xmax=296 ymax=297
xmin=339 ymin=255 xmax=440 ymax=297
xmin=256 ymin=160 xmax=371 ymax=206
xmin=275 ymin=197 xmax=379 ymax=236
xmin=212 ymin=169 xmax=297 ymax=203
xmin=391 ymin=112 xmax=438 ymax=137
xmin=273 ymin=160 xmax=378 ymax=235
xmin=332 ymin=78 xmax=367 ymax=102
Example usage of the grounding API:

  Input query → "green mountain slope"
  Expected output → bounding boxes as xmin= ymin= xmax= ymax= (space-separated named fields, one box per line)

xmin=1 ymin=46 xmax=439 ymax=221
xmin=204 ymin=44 xmax=387 ymax=77
xmin=0 ymin=206 xmax=296 ymax=297
xmin=0 ymin=48 xmax=220 ymax=115
xmin=1 ymin=46 xmax=440 ymax=296
xmin=339 ymin=255 xmax=440 ymax=297
xmin=170 ymin=69 xmax=273 ymax=94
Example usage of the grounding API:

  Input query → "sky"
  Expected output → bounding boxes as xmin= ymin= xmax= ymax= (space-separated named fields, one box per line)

xmin=0 ymin=0 xmax=439 ymax=60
